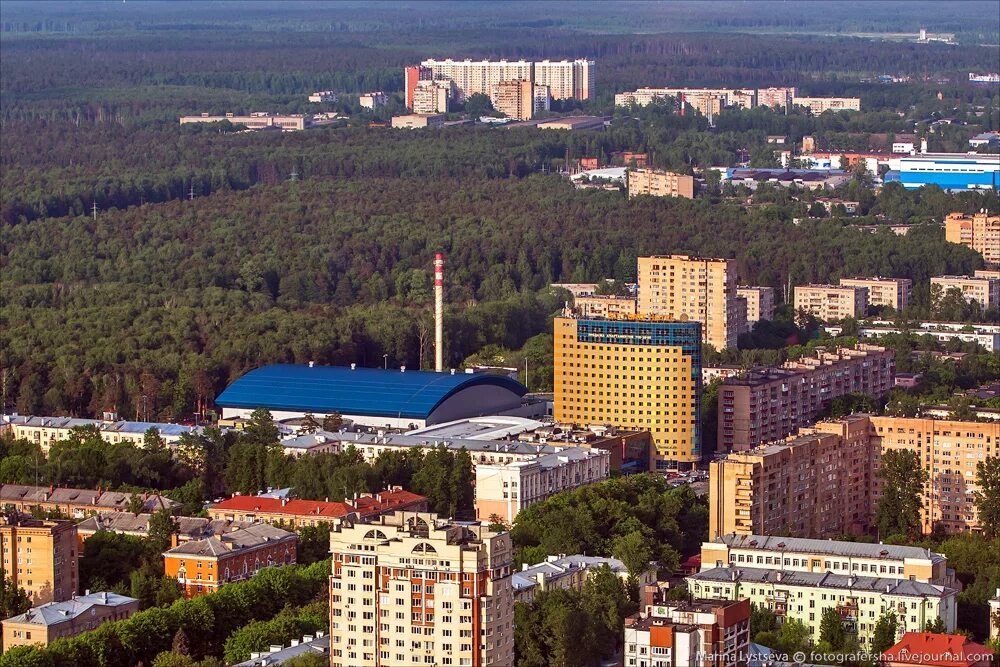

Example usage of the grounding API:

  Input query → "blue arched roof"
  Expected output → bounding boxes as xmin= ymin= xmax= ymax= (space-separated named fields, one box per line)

xmin=215 ymin=365 xmax=528 ymax=419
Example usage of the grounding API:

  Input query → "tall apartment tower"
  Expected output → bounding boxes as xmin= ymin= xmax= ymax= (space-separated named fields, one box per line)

xmin=945 ymin=211 xmax=1000 ymax=263
xmin=328 ymin=512 xmax=514 ymax=667
xmin=0 ymin=517 xmax=78 ymax=605
xmin=491 ymin=79 xmax=535 ymax=121
xmin=533 ymin=59 xmax=594 ymax=100
xmin=404 ymin=65 xmax=433 ymax=111
xmin=553 ymin=314 xmax=702 ymax=469
xmin=637 ymin=255 xmax=739 ymax=351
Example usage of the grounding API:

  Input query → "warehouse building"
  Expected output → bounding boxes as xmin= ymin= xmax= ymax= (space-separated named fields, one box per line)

xmin=884 ymin=153 xmax=1000 ymax=191
xmin=215 ymin=364 xmax=529 ymax=429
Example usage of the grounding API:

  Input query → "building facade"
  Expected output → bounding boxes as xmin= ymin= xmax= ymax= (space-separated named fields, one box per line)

xmin=418 ymin=59 xmax=592 ymax=102
xmin=0 ymin=484 xmax=179 ymax=519
xmin=1 ymin=591 xmax=139 ymax=651
xmin=162 ymin=523 xmax=298 ymax=598
xmin=756 ymin=87 xmax=797 ymax=108
xmin=687 ymin=567 xmax=957 ymax=646
xmin=828 ymin=320 xmax=1000 ymax=352
xmin=571 ymin=295 xmax=637 ymax=319
xmin=886 ymin=153 xmax=1000 ymax=191
xmin=709 ymin=416 xmax=878 ymax=539
xmin=717 ymin=344 xmax=894 ymax=452
xmin=490 ymin=79 xmax=534 ymax=121
xmin=553 ymin=315 xmax=701 ymax=468
xmin=627 ymin=169 xmax=695 ymax=199
xmin=614 ymin=87 xmax=754 ymax=111
xmin=945 ymin=211 xmax=1000 ymax=263
xmin=870 ymin=416 xmax=997 ymax=534
xmin=207 ymin=488 xmax=428 ymax=529
xmin=411 ymin=80 xmax=451 ymax=114
xmin=512 ymin=554 xmax=649 ymax=604
xmin=794 ymin=284 xmax=868 ymax=321
xmin=700 ymin=534 xmax=955 ymax=587
xmin=1 ymin=415 xmax=202 ymax=456
xmin=637 ymin=255 xmax=739 ymax=351
xmin=931 ymin=275 xmax=1000 ymax=309
xmin=623 ymin=595 xmax=751 ymax=667
xmin=390 ymin=114 xmax=446 ymax=129
xmin=791 ymin=96 xmax=861 ymax=113
xmin=736 ymin=286 xmax=775 ymax=325
xmin=532 ymin=59 xmax=594 ymax=100
xmin=360 ymin=92 xmax=389 ymax=109
xmin=839 ymin=277 xmax=912 ymax=312
xmin=328 ymin=512 xmax=515 ymax=667
xmin=404 ymin=65 xmax=433 ymax=110
xmin=179 ymin=113 xmax=310 ymax=130
xmin=0 ymin=517 xmax=77 ymax=605
xmin=474 ymin=446 xmax=610 ymax=523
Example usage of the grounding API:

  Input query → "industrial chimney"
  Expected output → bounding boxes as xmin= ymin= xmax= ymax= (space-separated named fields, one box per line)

xmin=434 ymin=253 xmax=444 ymax=372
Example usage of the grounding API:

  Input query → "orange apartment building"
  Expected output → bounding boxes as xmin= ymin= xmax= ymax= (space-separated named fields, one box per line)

xmin=328 ymin=511 xmax=514 ymax=667
xmin=207 ymin=488 xmax=428 ymax=529
xmin=945 ymin=211 xmax=1000 ymax=264
xmin=717 ymin=344 xmax=894 ymax=452
xmin=162 ymin=523 xmax=298 ymax=598
xmin=0 ymin=516 xmax=78 ymax=605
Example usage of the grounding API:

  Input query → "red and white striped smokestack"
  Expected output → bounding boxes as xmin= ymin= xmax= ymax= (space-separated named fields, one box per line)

xmin=434 ymin=253 xmax=444 ymax=372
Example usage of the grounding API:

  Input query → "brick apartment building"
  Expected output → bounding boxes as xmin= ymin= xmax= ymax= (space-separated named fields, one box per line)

xmin=717 ymin=344 xmax=894 ymax=452
xmin=207 ymin=488 xmax=428 ymax=529
xmin=0 ymin=516 xmax=78 ymax=605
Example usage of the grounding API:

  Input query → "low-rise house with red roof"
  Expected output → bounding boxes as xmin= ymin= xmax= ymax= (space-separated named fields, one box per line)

xmin=882 ymin=632 xmax=994 ymax=667
xmin=206 ymin=486 xmax=428 ymax=529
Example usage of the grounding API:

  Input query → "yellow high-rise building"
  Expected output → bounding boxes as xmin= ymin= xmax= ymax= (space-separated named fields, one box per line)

xmin=636 ymin=255 xmax=739 ymax=351
xmin=553 ymin=314 xmax=702 ymax=469
xmin=0 ymin=517 xmax=78 ymax=605
xmin=945 ymin=211 xmax=1000 ymax=263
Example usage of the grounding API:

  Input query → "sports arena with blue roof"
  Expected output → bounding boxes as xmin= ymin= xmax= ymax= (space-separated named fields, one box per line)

xmin=216 ymin=364 xmax=529 ymax=428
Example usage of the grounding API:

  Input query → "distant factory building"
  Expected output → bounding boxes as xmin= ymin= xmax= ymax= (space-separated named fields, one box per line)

xmin=884 ymin=153 xmax=1000 ymax=191
xmin=215 ymin=364 xmax=529 ymax=429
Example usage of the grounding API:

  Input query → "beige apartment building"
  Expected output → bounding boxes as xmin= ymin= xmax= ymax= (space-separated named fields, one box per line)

xmin=533 ymin=59 xmax=594 ymax=100
xmin=756 ymin=87 xmax=797 ymax=108
xmin=2 ymin=591 xmax=139 ymax=651
xmin=931 ymin=275 xmax=1000 ymax=309
xmin=736 ymin=286 xmax=775 ymax=324
xmin=717 ymin=344 xmax=894 ymax=452
xmin=571 ymin=294 xmax=637 ymax=319
xmin=870 ymin=416 xmax=997 ymax=534
xmin=791 ymin=96 xmax=861 ymax=114
xmin=420 ymin=59 xmax=592 ymax=101
xmin=945 ymin=211 xmax=1000 ymax=264
xmin=490 ymin=79 xmax=534 ymax=121
xmin=474 ymin=447 xmax=609 ymax=523
xmin=0 ymin=517 xmax=78 ymax=605
xmin=700 ymin=534 xmax=955 ymax=587
xmin=975 ymin=269 xmax=1000 ymax=279
xmin=614 ymin=87 xmax=754 ymax=111
xmin=709 ymin=415 xmax=878 ymax=539
xmin=794 ymin=284 xmax=868 ymax=320
xmin=637 ymin=255 xmax=739 ymax=350
xmin=411 ymin=80 xmax=450 ymax=114
xmin=627 ymin=169 xmax=695 ymax=199
xmin=840 ymin=277 xmax=912 ymax=311
xmin=328 ymin=512 xmax=514 ymax=667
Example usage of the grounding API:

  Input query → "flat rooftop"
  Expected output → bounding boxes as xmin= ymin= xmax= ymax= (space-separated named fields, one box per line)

xmin=714 ymin=534 xmax=945 ymax=563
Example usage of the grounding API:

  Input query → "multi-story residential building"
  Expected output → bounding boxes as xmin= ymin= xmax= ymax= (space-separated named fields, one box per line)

xmin=533 ymin=59 xmax=594 ymax=100
xmin=327 ymin=511 xmax=515 ymax=667
xmin=733 ymin=295 xmax=749 ymax=340
xmin=839 ymin=277 xmax=912 ymax=311
xmin=390 ymin=113 xmax=446 ymax=129
xmin=490 ymin=79 xmax=534 ymax=121
xmin=404 ymin=65 xmax=433 ymax=110
xmin=411 ymin=80 xmax=450 ymax=114
xmin=791 ymin=96 xmax=861 ymax=114
xmin=794 ymin=284 xmax=868 ymax=321
xmin=709 ymin=415 xmax=878 ymax=539
xmin=474 ymin=446 xmax=610 ymax=522
xmin=553 ymin=314 xmax=702 ymax=469
xmin=0 ymin=484 xmax=179 ymax=519
xmin=687 ymin=567 xmax=957 ymax=646
xmin=870 ymin=416 xmax=997 ymax=534
xmin=826 ymin=319 xmax=1000 ymax=352
xmin=0 ymin=517 xmax=78 ymax=605
xmin=162 ymin=523 xmax=297 ymax=598
xmin=207 ymin=488 xmax=428 ymax=529
xmin=359 ymin=92 xmax=389 ymax=109
xmin=1 ymin=414 xmax=204 ymax=456
xmin=76 ymin=512 xmax=253 ymax=549
xmin=512 ymin=554 xmax=650 ymax=603
xmin=637 ymin=255 xmax=739 ymax=351
xmin=308 ymin=90 xmax=338 ymax=103
xmin=179 ymin=112 xmax=311 ymax=130
xmin=627 ymin=169 xmax=695 ymax=199
xmin=717 ymin=344 xmax=894 ymax=452
xmin=931 ymin=275 xmax=1000 ymax=309
xmin=945 ymin=211 xmax=1000 ymax=263
xmin=736 ymin=286 xmax=775 ymax=325
xmin=756 ymin=87 xmax=797 ymax=108
xmin=975 ymin=269 xmax=1000 ymax=279
xmin=614 ymin=88 xmax=754 ymax=111
xmin=571 ymin=294 xmax=637 ymax=319
xmin=700 ymin=534 xmax=956 ymax=587
xmin=623 ymin=593 xmax=751 ymax=667
xmin=532 ymin=84 xmax=551 ymax=114
xmin=1 ymin=591 xmax=139 ymax=651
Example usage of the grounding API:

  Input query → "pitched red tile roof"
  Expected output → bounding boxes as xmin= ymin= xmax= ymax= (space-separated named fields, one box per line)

xmin=211 ymin=487 xmax=426 ymax=519
xmin=882 ymin=632 xmax=994 ymax=667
